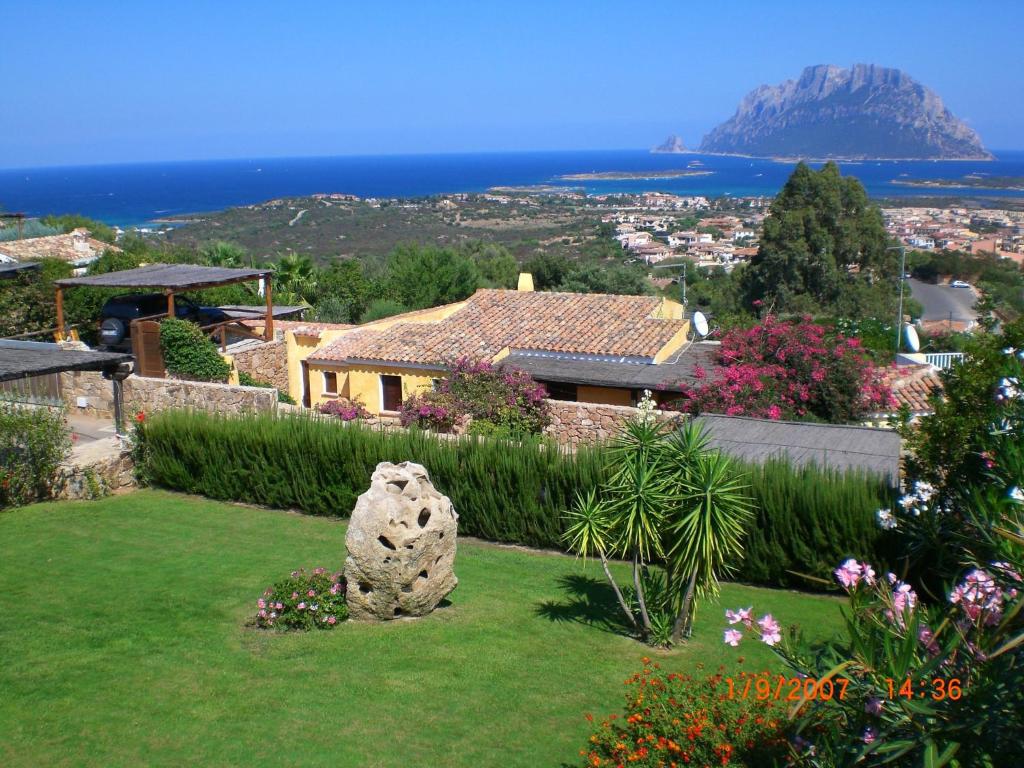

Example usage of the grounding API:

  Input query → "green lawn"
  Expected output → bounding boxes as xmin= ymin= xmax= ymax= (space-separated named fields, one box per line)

xmin=0 ymin=490 xmax=844 ymax=767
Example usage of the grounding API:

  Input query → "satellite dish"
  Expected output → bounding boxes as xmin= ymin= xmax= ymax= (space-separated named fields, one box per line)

xmin=904 ymin=324 xmax=920 ymax=353
xmin=692 ymin=311 xmax=710 ymax=338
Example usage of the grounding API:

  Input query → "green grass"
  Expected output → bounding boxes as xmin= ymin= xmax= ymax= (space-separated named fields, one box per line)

xmin=0 ymin=491 xmax=845 ymax=767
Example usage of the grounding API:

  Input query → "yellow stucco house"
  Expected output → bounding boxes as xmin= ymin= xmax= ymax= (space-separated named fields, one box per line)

xmin=289 ymin=277 xmax=718 ymax=415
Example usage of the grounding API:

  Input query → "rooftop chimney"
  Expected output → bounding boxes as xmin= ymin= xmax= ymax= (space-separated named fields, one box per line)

xmin=517 ymin=272 xmax=534 ymax=292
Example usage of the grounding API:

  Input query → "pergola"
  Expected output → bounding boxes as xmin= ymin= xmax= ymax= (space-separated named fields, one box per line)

xmin=53 ymin=263 xmax=275 ymax=341
xmin=0 ymin=339 xmax=134 ymax=433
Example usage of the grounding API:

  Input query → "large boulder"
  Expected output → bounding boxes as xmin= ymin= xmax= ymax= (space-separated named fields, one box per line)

xmin=344 ymin=461 xmax=458 ymax=620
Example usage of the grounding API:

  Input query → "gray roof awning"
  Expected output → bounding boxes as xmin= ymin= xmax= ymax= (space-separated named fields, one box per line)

xmin=54 ymin=263 xmax=271 ymax=290
xmin=695 ymin=414 xmax=901 ymax=482
xmin=501 ymin=342 xmax=721 ymax=392
xmin=0 ymin=340 xmax=133 ymax=382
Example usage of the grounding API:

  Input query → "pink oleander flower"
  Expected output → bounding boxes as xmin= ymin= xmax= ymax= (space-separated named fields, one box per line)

xmin=297 ymin=602 xmax=306 ymax=611
xmin=725 ymin=607 xmax=753 ymax=627
xmin=723 ymin=629 xmax=743 ymax=646
xmin=291 ymin=591 xmax=299 ymax=600
xmin=950 ymin=568 xmax=1005 ymax=625
xmin=835 ymin=558 xmax=863 ymax=589
xmin=257 ymin=609 xmax=267 ymax=619
xmin=327 ymin=616 xmax=337 ymax=625
xmin=275 ymin=602 xmax=284 ymax=611
xmin=257 ymin=598 xmax=266 ymax=609
xmin=861 ymin=562 xmax=877 ymax=585
xmin=330 ymin=583 xmax=341 ymax=595
xmin=758 ymin=614 xmax=782 ymax=646
xmin=863 ymin=727 xmax=876 ymax=745
xmin=307 ymin=589 xmax=316 ymax=597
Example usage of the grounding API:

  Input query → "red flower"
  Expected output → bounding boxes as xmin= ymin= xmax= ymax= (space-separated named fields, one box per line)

xmin=135 ymin=411 xmax=146 ymax=423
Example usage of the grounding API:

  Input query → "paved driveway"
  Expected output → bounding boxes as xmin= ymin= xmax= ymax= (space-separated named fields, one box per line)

xmin=907 ymin=278 xmax=978 ymax=323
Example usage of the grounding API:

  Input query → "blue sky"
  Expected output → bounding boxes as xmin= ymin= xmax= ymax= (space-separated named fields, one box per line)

xmin=2 ymin=0 xmax=1021 ymax=168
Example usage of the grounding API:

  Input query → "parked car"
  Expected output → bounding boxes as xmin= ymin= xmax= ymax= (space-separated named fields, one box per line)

xmin=98 ymin=293 xmax=230 ymax=350
xmin=950 ymin=280 xmax=971 ymax=289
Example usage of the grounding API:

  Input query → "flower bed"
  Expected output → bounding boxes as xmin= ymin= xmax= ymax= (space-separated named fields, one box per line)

xmin=255 ymin=567 xmax=347 ymax=630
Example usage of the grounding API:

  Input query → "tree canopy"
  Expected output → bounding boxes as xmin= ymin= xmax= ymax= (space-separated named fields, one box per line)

xmin=741 ymin=162 xmax=892 ymax=315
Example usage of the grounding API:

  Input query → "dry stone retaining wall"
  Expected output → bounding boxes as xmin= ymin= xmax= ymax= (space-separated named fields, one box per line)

xmin=60 ymin=371 xmax=277 ymax=420
xmin=542 ymin=399 xmax=681 ymax=447
xmin=231 ymin=339 xmax=289 ymax=391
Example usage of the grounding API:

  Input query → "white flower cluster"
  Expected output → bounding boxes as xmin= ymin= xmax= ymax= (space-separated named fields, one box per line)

xmin=876 ymin=508 xmax=898 ymax=530
xmin=997 ymin=376 xmax=1022 ymax=403
xmin=635 ymin=389 xmax=656 ymax=424
xmin=899 ymin=480 xmax=935 ymax=517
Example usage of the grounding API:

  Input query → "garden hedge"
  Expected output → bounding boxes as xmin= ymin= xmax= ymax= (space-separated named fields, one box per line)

xmin=137 ymin=410 xmax=892 ymax=588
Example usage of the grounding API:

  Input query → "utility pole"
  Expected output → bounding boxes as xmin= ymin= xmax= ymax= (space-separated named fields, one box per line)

xmin=652 ymin=261 xmax=688 ymax=306
xmin=886 ymin=245 xmax=907 ymax=355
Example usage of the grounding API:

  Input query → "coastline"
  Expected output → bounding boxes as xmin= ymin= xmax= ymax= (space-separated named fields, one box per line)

xmin=556 ymin=170 xmax=714 ymax=181
xmin=651 ymin=148 xmax=996 ymax=163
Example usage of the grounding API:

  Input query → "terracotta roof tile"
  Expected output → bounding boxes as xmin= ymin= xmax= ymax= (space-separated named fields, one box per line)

xmin=310 ymin=289 xmax=686 ymax=366
xmin=241 ymin=319 xmax=354 ymax=338
xmin=879 ymin=365 xmax=945 ymax=415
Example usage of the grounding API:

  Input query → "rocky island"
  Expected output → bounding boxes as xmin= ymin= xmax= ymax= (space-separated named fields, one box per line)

xmin=651 ymin=135 xmax=689 ymax=154
xmin=556 ymin=169 xmax=712 ymax=181
xmin=696 ymin=64 xmax=992 ymax=161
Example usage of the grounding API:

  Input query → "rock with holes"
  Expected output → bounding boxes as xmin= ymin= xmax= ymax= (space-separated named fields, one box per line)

xmin=344 ymin=461 xmax=458 ymax=621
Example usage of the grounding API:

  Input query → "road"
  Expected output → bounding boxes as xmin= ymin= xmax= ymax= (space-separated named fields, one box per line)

xmin=907 ymin=278 xmax=979 ymax=323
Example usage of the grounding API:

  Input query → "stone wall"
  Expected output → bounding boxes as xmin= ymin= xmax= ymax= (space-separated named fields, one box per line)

xmin=231 ymin=339 xmax=289 ymax=391
xmin=542 ymin=399 xmax=681 ymax=447
xmin=54 ymin=437 xmax=135 ymax=500
xmin=60 ymin=371 xmax=278 ymax=420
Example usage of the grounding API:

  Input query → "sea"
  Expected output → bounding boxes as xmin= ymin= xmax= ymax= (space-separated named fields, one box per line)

xmin=1 ymin=149 xmax=1022 ymax=228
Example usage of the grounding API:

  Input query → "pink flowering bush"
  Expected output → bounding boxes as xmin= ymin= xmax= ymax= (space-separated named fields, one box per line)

xmin=400 ymin=358 xmax=550 ymax=435
xmin=317 ymin=397 xmax=369 ymax=421
xmin=399 ymin=391 xmax=458 ymax=432
xmin=723 ymin=342 xmax=1024 ymax=763
xmin=723 ymin=554 xmax=1023 ymax=765
xmin=255 ymin=567 xmax=348 ymax=630
xmin=663 ymin=315 xmax=894 ymax=424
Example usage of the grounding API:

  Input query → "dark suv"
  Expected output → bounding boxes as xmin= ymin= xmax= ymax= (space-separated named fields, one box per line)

xmin=98 ymin=293 xmax=230 ymax=350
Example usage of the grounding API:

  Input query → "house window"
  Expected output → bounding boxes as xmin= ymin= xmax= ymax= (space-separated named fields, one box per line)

xmin=380 ymin=375 xmax=403 ymax=412
xmin=322 ymin=371 xmax=338 ymax=395
xmin=543 ymin=380 xmax=577 ymax=402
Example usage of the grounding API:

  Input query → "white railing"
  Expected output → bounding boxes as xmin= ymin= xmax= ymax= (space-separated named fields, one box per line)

xmin=924 ymin=352 xmax=965 ymax=370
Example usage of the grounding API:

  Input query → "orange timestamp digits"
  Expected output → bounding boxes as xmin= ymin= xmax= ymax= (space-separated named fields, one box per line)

xmin=725 ymin=674 xmax=852 ymax=701
xmin=886 ymin=676 xmax=963 ymax=701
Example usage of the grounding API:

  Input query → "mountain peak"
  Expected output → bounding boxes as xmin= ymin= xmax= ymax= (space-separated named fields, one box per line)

xmin=652 ymin=135 xmax=688 ymax=153
xmin=698 ymin=64 xmax=990 ymax=160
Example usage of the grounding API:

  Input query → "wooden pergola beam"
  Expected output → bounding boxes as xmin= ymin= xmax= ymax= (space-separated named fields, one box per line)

xmin=264 ymin=274 xmax=274 ymax=341
xmin=54 ymin=286 xmax=65 ymax=341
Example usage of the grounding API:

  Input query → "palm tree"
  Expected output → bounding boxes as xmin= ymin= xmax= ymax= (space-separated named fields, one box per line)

xmin=562 ymin=490 xmax=637 ymax=631
xmin=664 ymin=424 xmax=753 ymax=643
xmin=271 ymin=253 xmax=317 ymax=305
xmin=200 ymin=241 xmax=245 ymax=267
xmin=603 ymin=416 xmax=674 ymax=637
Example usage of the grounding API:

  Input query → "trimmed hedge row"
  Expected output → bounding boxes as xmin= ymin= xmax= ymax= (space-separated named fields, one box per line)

xmin=136 ymin=410 xmax=892 ymax=588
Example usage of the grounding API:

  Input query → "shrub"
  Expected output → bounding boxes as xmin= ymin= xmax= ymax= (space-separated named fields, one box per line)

xmin=136 ymin=410 xmax=605 ymax=549
xmin=736 ymin=458 xmax=894 ymax=587
xmin=134 ymin=410 xmax=892 ymax=589
xmin=662 ymin=315 xmax=894 ymax=423
xmin=237 ymin=371 xmax=296 ymax=404
xmin=159 ymin=318 xmax=231 ymax=382
xmin=399 ymin=358 xmax=550 ymax=435
xmin=399 ymin=391 xmax=458 ymax=432
xmin=0 ymin=402 xmax=72 ymax=509
xmin=576 ymin=659 xmax=789 ymax=767
xmin=255 ymin=567 xmax=347 ymax=630
xmin=318 ymin=397 xmax=370 ymax=421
